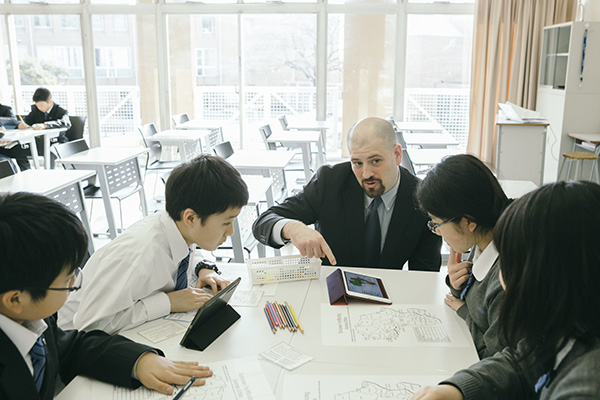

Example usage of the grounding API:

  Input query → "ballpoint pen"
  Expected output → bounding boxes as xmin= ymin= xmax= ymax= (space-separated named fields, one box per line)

xmin=172 ymin=376 xmax=196 ymax=400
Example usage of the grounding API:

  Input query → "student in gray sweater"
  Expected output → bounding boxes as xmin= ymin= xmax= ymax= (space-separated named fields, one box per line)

xmin=411 ymin=181 xmax=600 ymax=399
xmin=417 ymin=154 xmax=510 ymax=359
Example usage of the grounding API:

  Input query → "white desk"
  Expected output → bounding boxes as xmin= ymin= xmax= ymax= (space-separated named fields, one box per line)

xmin=146 ymin=130 xmax=206 ymax=162
xmin=408 ymin=148 xmax=463 ymax=170
xmin=1 ymin=127 xmax=66 ymax=169
xmin=568 ymin=132 xmax=600 ymax=181
xmin=57 ymin=266 xmax=478 ymax=400
xmin=56 ymin=147 xmax=150 ymax=239
xmin=267 ymin=130 xmax=325 ymax=181
xmin=286 ymin=118 xmax=329 ymax=153
xmin=175 ymin=119 xmax=221 ymax=132
xmin=0 ymin=169 xmax=96 ymax=255
xmin=403 ymin=133 xmax=459 ymax=149
xmin=499 ymin=179 xmax=538 ymax=199
xmin=396 ymin=121 xmax=444 ymax=133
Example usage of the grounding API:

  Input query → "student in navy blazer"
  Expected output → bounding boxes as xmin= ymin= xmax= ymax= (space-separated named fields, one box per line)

xmin=252 ymin=117 xmax=441 ymax=271
xmin=0 ymin=193 xmax=213 ymax=399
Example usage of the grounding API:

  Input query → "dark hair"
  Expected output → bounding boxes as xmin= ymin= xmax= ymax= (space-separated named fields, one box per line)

xmin=32 ymin=87 xmax=52 ymax=103
xmin=416 ymin=154 xmax=509 ymax=234
xmin=495 ymin=181 xmax=600 ymax=368
xmin=0 ymin=193 xmax=88 ymax=301
xmin=165 ymin=154 xmax=249 ymax=221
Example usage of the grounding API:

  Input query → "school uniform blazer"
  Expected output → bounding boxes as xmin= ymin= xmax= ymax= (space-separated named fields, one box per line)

xmin=0 ymin=315 xmax=160 ymax=400
xmin=252 ymin=162 xmax=442 ymax=271
xmin=24 ymin=103 xmax=71 ymax=144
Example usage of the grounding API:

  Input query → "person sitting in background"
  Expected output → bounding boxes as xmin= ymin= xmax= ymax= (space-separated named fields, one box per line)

xmin=411 ymin=181 xmax=600 ymax=399
xmin=416 ymin=154 xmax=510 ymax=359
xmin=0 ymin=192 xmax=213 ymax=399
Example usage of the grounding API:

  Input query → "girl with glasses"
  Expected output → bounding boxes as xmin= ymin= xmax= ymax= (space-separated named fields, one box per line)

xmin=416 ymin=154 xmax=510 ymax=359
xmin=413 ymin=180 xmax=600 ymax=399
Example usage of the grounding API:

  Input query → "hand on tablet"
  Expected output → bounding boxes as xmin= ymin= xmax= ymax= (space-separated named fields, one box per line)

xmin=196 ymin=269 xmax=230 ymax=295
xmin=282 ymin=221 xmax=337 ymax=265
xmin=167 ymin=287 xmax=212 ymax=312
xmin=447 ymin=249 xmax=473 ymax=291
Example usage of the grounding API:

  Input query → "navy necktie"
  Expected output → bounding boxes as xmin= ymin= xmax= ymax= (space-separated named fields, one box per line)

xmin=364 ymin=197 xmax=383 ymax=267
xmin=30 ymin=337 xmax=46 ymax=393
xmin=175 ymin=250 xmax=191 ymax=290
xmin=459 ymin=270 xmax=475 ymax=300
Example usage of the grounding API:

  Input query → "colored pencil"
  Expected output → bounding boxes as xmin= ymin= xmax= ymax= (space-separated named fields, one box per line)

xmin=282 ymin=303 xmax=297 ymax=331
xmin=274 ymin=301 xmax=288 ymax=328
xmin=267 ymin=301 xmax=282 ymax=327
xmin=286 ymin=302 xmax=304 ymax=334
xmin=263 ymin=307 xmax=276 ymax=333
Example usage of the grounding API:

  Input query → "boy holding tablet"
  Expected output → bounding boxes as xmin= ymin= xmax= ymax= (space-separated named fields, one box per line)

xmin=0 ymin=193 xmax=212 ymax=398
xmin=59 ymin=154 xmax=249 ymax=334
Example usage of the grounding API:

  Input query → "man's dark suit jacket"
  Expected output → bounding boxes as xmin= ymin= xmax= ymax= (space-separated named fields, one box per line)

xmin=252 ymin=163 xmax=442 ymax=271
xmin=0 ymin=315 xmax=159 ymax=400
xmin=24 ymin=103 xmax=72 ymax=147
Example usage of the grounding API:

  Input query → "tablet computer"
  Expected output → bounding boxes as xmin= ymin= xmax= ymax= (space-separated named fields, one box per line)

xmin=180 ymin=277 xmax=242 ymax=350
xmin=342 ymin=270 xmax=392 ymax=304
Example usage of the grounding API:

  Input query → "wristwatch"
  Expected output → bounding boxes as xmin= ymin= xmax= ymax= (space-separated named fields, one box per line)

xmin=194 ymin=260 xmax=221 ymax=276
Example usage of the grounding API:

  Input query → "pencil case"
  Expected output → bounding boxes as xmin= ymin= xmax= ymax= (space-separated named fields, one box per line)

xmin=247 ymin=255 xmax=322 ymax=284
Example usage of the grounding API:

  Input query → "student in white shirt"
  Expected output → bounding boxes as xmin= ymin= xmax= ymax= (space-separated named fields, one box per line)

xmin=0 ymin=193 xmax=213 ymax=399
xmin=416 ymin=154 xmax=511 ymax=358
xmin=59 ymin=154 xmax=249 ymax=334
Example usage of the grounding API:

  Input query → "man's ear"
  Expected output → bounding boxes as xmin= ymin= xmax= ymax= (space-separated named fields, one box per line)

xmin=393 ymin=144 xmax=403 ymax=166
xmin=0 ymin=291 xmax=25 ymax=315
xmin=179 ymin=208 xmax=199 ymax=228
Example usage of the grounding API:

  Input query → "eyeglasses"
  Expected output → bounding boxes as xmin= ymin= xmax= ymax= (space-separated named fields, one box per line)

xmin=24 ymin=267 xmax=83 ymax=293
xmin=427 ymin=217 xmax=459 ymax=233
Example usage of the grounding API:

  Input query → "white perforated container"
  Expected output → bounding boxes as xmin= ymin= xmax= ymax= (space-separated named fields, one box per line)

xmin=247 ymin=255 xmax=322 ymax=284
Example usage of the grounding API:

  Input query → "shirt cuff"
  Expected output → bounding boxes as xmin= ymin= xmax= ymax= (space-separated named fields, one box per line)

xmin=272 ymin=219 xmax=295 ymax=245
xmin=141 ymin=292 xmax=171 ymax=322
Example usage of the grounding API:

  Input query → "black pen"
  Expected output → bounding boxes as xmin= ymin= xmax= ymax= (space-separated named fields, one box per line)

xmin=173 ymin=376 xmax=196 ymax=399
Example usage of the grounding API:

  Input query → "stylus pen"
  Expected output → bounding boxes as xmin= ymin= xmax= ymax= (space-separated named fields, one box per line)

xmin=172 ymin=376 xmax=195 ymax=400
xmin=287 ymin=302 xmax=304 ymax=334
xmin=263 ymin=307 xmax=276 ymax=333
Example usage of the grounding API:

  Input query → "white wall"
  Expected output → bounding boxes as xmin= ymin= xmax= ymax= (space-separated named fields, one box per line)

xmin=582 ymin=0 xmax=600 ymax=21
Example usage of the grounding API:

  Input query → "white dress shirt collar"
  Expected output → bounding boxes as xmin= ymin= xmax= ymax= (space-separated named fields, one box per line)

xmin=472 ymin=240 xmax=499 ymax=281
xmin=0 ymin=313 xmax=47 ymax=367
xmin=159 ymin=211 xmax=191 ymax=261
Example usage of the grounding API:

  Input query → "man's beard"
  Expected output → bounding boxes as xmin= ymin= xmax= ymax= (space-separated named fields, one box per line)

xmin=361 ymin=178 xmax=385 ymax=197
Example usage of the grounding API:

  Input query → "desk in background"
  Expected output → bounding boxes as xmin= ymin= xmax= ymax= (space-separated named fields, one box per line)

xmin=175 ymin=119 xmax=221 ymax=132
xmin=395 ymin=121 xmax=444 ymax=133
xmin=567 ymin=132 xmax=600 ymax=181
xmin=0 ymin=169 xmax=96 ymax=255
xmin=1 ymin=127 xmax=66 ymax=169
xmin=56 ymin=147 xmax=149 ymax=239
xmin=403 ymin=132 xmax=459 ymax=149
xmin=57 ymin=265 xmax=478 ymax=400
xmin=146 ymin=129 xmax=206 ymax=163
xmin=285 ymin=118 xmax=329 ymax=153
xmin=267 ymin=130 xmax=324 ymax=182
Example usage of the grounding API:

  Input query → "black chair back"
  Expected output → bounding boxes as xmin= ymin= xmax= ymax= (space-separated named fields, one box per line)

xmin=65 ymin=116 xmax=87 ymax=141
xmin=53 ymin=139 xmax=90 ymax=170
xmin=258 ymin=125 xmax=278 ymax=150
xmin=213 ymin=141 xmax=234 ymax=159
xmin=138 ymin=123 xmax=162 ymax=164
xmin=278 ymin=115 xmax=289 ymax=130
xmin=0 ymin=159 xmax=16 ymax=178
xmin=172 ymin=113 xmax=190 ymax=126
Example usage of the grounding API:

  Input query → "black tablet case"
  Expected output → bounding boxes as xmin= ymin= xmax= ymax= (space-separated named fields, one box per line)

xmin=180 ymin=277 xmax=241 ymax=351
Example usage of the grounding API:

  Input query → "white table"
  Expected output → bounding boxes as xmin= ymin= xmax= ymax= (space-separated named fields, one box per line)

xmin=403 ymin=132 xmax=459 ymax=149
xmin=267 ymin=130 xmax=325 ymax=181
xmin=286 ymin=118 xmax=329 ymax=153
xmin=175 ymin=119 xmax=221 ymax=132
xmin=396 ymin=121 xmax=444 ymax=133
xmin=145 ymin=130 xmax=206 ymax=162
xmin=499 ymin=179 xmax=538 ymax=199
xmin=56 ymin=266 xmax=478 ymax=400
xmin=56 ymin=147 xmax=150 ymax=239
xmin=1 ymin=127 xmax=66 ymax=169
xmin=0 ymin=169 xmax=96 ymax=255
xmin=408 ymin=148 xmax=463 ymax=170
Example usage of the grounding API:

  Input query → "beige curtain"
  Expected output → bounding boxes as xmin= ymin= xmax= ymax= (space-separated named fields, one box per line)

xmin=467 ymin=0 xmax=576 ymax=165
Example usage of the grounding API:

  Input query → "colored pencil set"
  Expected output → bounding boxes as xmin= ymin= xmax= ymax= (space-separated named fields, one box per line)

xmin=263 ymin=301 xmax=304 ymax=334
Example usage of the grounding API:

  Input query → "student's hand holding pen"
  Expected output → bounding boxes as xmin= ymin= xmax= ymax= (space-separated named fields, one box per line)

xmin=17 ymin=115 xmax=29 ymax=130
xmin=167 ymin=287 xmax=212 ymax=312
xmin=135 ymin=352 xmax=212 ymax=395
xmin=447 ymin=249 xmax=473 ymax=291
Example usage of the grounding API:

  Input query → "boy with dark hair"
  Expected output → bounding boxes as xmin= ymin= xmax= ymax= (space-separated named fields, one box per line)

xmin=59 ymin=154 xmax=249 ymax=334
xmin=10 ymin=87 xmax=72 ymax=170
xmin=0 ymin=193 xmax=213 ymax=399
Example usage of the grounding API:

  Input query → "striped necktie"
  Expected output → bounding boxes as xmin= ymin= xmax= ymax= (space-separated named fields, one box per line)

xmin=175 ymin=250 xmax=191 ymax=290
xmin=364 ymin=197 xmax=383 ymax=267
xmin=30 ymin=336 xmax=46 ymax=392
xmin=459 ymin=271 xmax=475 ymax=301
